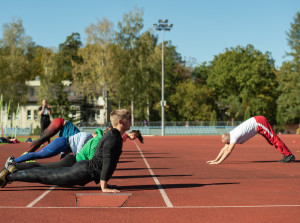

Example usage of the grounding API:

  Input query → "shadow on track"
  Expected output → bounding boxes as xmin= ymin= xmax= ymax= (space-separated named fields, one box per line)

xmin=1 ymin=182 xmax=239 ymax=192
xmin=121 ymin=157 xmax=177 ymax=159
xmin=116 ymin=167 xmax=170 ymax=171
xmin=117 ymin=182 xmax=239 ymax=191
xmin=251 ymin=160 xmax=300 ymax=163
xmin=112 ymin=174 xmax=192 ymax=179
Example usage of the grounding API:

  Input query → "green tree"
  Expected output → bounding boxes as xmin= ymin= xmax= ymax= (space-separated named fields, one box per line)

xmin=152 ymin=41 xmax=190 ymax=121
xmin=244 ymin=106 xmax=252 ymax=121
xmin=169 ymin=79 xmax=215 ymax=121
xmin=38 ymin=33 xmax=82 ymax=120
xmin=210 ymin=110 xmax=217 ymax=126
xmin=286 ymin=12 xmax=300 ymax=72
xmin=0 ymin=19 xmax=37 ymax=111
xmin=130 ymin=31 xmax=158 ymax=122
xmin=114 ymin=7 xmax=145 ymax=122
xmin=276 ymin=12 xmax=300 ymax=125
xmin=37 ymin=47 xmax=70 ymax=119
xmin=73 ymin=17 xmax=115 ymax=97
xmin=57 ymin=32 xmax=82 ymax=80
xmin=192 ymin=62 xmax=210 ymax=85
xmin=206 ymin=44 xmax=277 ymax=122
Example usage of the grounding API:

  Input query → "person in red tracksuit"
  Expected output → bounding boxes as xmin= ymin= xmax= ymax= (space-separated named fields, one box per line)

xmin=207 ymin=116 xmax=295 ymax=164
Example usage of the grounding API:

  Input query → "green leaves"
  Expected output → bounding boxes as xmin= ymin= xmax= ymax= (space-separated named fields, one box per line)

xmin=206 ymin=44 xmax=277 ymax=121
xmin=0 ymin=19 xmax=35 ymax=111
xmin=169 ymin=80 xmax=215 ymax=121
xmin=276 ymin=12 xmax=300 ymax=126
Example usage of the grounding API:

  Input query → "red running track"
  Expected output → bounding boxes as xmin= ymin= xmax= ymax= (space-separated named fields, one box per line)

xmin=1 ymin=134 xmax=300 ymax=222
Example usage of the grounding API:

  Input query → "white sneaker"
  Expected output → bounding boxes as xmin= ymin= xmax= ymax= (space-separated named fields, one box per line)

xmin=5 ymin=156 xmax=15 ymax=168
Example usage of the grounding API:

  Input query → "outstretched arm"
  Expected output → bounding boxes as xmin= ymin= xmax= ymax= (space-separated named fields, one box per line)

xmin=206 ymin=144 xmax=228 ymax=163
xmin=206 ymin=143 xmax=236 ymax=164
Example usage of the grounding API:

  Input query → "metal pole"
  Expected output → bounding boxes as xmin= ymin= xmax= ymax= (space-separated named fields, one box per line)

xmin=161 ymin=30 xmax=165 ymax=136
xmin=131 ymin=99 xmax=134 ymax=127
xmin=153 ymin=19 xmax=172 ymax=136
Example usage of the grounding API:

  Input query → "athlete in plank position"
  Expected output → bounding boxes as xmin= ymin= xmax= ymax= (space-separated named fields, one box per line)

xmin=207 ymin=116 xmax=295 ymax=164
xmin=4 ymin=132 xmax=93 ymax=167
xmin=8 ymin=128 xmax=143 ymax=171
xmin=0 ymin=109 xmax=130 ymax=193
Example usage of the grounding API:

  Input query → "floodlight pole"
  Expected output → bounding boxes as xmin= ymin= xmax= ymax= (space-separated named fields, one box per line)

xmin=153 ymin=19 xmax=173 ymax=136
xmin=161 ymin=30 xmax=165 ymax=136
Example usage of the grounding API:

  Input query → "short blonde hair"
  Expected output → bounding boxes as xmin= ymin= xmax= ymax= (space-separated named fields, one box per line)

xmin=110 ymin=109 xmax=129 ymax=127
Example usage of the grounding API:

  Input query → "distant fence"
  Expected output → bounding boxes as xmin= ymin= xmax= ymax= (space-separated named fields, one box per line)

xmin=127 ymin=121 xmax=241 ymax=136
xmin=131 ymin=121 xmax=242 ymax=127
xmin=0 ymin=121 xmax=243 ymax=137
xmin=1 ymin=121 xmax=298 ymax=136
xmin=127 ymin=126 xmax=237 ymax=136
xmin=78 ymin=125 xmax=239 ymax=136
xmin=0 ymin=127 xmax=32 ymax=136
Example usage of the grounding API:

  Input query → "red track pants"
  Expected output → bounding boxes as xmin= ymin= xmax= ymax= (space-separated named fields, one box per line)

xmin=254 ymin=116 xmax=292 ymax=156
xmin=27 ymin=118 xmax=64 ymax=152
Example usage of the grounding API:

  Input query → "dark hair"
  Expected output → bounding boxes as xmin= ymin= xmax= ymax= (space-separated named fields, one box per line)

xmin=129 ymin=130 xmax=144 ymax=143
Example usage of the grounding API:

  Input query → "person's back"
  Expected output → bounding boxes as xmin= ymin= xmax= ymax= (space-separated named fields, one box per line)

xmin=88 ymin=128 xmax=123 ymax=184
xmin=230 ymin=117 xmax=258 ymax=144
xmin=59 ymin=121 xmax=80 ymax=138
xmin=69 ymin=132 xmax=93 ymax=155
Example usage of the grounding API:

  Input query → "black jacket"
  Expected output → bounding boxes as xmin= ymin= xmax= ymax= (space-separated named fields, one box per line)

xmin=88 ymin=128 xmax=123 ymax=183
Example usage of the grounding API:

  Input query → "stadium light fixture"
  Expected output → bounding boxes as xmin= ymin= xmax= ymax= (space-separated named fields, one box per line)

xmin=153 ymin=19 xmax=173 ymax=136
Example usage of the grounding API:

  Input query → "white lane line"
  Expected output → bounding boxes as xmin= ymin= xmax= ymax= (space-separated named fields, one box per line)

xmin=134 ymin=141 xmax=173 ymax=208
xmin=26 ymin=186 xmax=57 ymax=207
xmin=2 ymin=204 xmax=300 ymax=209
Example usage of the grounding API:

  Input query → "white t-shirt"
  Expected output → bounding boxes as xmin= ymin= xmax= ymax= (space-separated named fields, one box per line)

xmin=229 ymin=117 xmax=258 ymax=144
xmin=68 ymin=132 xmax=93 ymax=154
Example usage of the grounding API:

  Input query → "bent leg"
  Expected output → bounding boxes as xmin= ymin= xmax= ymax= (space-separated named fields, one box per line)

xmin=15 ymin=137 xmax=70 ymax=163
xmin=38 ymin=154 xmax=76 ymax=169
xmin=8 ymin=161 xmax=93 ymax=187
xmin=27 ymin=118 xmax=64 ymax=152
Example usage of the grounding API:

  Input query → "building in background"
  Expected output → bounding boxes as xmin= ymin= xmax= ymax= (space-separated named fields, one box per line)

xmin=0 ymin=77 xmax=108 ymax=134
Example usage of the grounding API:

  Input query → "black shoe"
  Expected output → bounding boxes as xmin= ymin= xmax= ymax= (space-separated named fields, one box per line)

xmin=5 ymin=156 xmax=15 ymax=168
xmin=279 ymin=155 xmax=288 ymax=162
xmin=0 ymin=168 xmax=9 ymax=188
xmin=279 ymin=154 xmax=296 ymax=163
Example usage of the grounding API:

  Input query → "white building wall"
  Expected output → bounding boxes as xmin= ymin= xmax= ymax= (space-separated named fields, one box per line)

xmin=0 ymin=80 xmax=107 ymax=132
xmin=0 ymin=105 xmax=40 ymax=129
xmin=19 ymin=105 xmax=40 ymax=129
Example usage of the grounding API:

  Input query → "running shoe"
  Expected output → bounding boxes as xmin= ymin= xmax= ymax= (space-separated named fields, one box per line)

xmin=7 ymin=165 xmax=17 ymax=173
xmin=279 ymin=155 xmax=288 ymax=162
xmin=0 ymin=168 xmax=9 ymax=188
xmin=5 ymin=156 xmax=15 ymax=168
xmin=279 ymin=154 xmax=296 ymax=163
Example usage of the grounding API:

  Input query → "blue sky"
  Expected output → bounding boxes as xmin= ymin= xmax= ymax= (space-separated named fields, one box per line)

xmin=1 ymin=0 xmax=299 ymax=68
